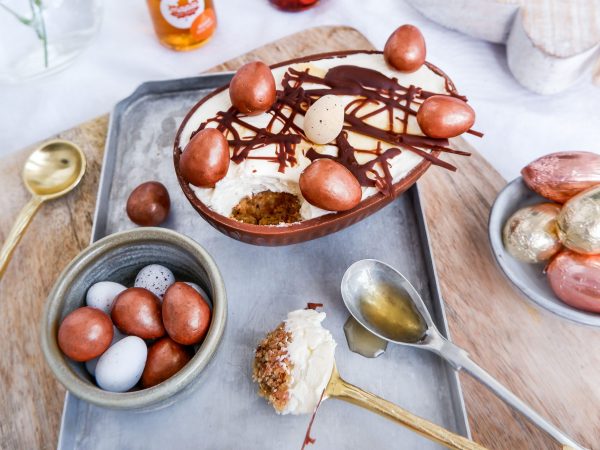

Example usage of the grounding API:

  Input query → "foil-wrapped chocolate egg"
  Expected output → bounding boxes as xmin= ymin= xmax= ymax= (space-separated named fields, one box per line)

xmin=180 ymin=128 xmax=230 ymax=188
xmin=299 ymin=159 xmax=362 ymax=211
xmin=126 ymin=181 xmax=171 ymax=226
xmin=229 ymin=61 xmax=276 ymax=115
xmin=557 ymin=185 xmax=600 ymax=254
xmin=547 ymin=250 xmax=600 ymax=313
xmin=416 ymin=95 xmax=475 ymax=139
xmin=503 ymin=203 xmax=562 ymax=263
xmin=303 ymin=95 xmax=345 ymax=145
xmin=384 ymin=24 xmax=426 ymax=73
xmin=521 ymin=151 xmax=600 ymax=203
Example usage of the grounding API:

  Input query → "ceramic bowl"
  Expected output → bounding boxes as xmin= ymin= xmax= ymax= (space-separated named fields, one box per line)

xmin=41 ymin=227 xmax=227 ymax=409
xmin=489 ymin=177 xmax=600 ymax=327
xmin=173 ymin=50 xmax=447 ymax=246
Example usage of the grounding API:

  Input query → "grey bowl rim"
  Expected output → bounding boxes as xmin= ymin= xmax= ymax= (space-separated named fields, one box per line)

xmin=488 ymin=176 xmax=600 ymax=327
xmin=40 ymin=227 xmax=228 ymax=409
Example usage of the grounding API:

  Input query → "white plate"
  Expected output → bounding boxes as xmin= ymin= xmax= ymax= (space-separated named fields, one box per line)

xmin=488 ymin=177 xmax=600 ymax=327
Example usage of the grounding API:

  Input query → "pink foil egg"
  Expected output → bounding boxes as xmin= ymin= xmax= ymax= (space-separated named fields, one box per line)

xmin=547 ymin=250 xmax=600 ymax=313
xmin=521 ymin=151 xmax=600 ymax=203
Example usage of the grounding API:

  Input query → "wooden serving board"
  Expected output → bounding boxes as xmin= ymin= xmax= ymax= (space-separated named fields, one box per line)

xmin=0 ymin=25 xmax=598 ymax=450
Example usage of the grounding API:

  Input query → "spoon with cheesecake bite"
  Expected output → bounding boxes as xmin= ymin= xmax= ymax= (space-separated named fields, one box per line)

xmin=253 ymin=308 xmax=486 ymax=450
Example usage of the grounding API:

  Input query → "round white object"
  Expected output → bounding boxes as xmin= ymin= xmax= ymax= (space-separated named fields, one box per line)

xmin=85 ymin=327 xmax=127 ymax=376
xmin=86 ymin=281 xmax=127 ymax=314
xmin=303 ymin=95 xmax=345 ymax=145
xmin=95 ymin=336 xmax=147 ymax=392
xmin=134 ymin=264 xmax=175 ymax=300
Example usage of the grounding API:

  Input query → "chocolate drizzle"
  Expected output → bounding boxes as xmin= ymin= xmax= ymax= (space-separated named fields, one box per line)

xmin=196 ymin=56 xmax=478 ymax=195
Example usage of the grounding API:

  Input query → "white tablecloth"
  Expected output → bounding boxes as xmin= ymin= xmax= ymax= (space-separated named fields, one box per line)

xmin=1 ymin=0 xmax=599 ymax=180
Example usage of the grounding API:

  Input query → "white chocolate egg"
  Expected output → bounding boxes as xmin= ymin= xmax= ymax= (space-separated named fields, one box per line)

xmin=95 ymin=336 xmax=147 ymax=392
xmin=86 ymin=281 xmax=126 ymax=314
xmin=303 ymin=95 xmax=345 ymax=145
xmin=134 ymin=264 xmax=175 ymax=300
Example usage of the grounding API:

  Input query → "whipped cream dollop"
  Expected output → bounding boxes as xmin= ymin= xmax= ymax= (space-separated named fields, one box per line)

xmin=280 ymin=309 xmax=336 ymax=415
xmin=179 ymin=52 xmax=454 ymax=222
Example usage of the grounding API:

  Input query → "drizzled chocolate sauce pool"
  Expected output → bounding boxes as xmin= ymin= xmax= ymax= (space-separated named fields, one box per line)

xmin=192 ymin=61 xmax=476 ymax=196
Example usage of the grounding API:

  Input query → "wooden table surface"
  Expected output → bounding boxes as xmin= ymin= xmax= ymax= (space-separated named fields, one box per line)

xmin=1 ymin=26 xmax=598 ymax=450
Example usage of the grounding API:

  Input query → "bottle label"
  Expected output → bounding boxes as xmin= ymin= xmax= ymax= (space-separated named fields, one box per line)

xmin=160 ymin=0 xmax=205 ymax=29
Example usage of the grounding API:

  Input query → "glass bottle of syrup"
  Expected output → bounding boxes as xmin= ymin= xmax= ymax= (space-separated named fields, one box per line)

xmin=146 ymin=0 xmax=217 ymax=51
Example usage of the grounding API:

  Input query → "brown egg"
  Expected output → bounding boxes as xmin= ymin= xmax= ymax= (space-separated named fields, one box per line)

xmin=162 ymin=282 xmax=211 ymax=345
xmin=58 ymin=307 xmax=113 ymax=362
xmin=229 ymin=61 xmax=276 ymax=115
xmin=111 ymin=288 xmax=165 ymax=339
xmin=416 ymin=95 xmax=475 ymax=138
xmin=180 ymin=128 xmax=230 ymax=188
xmin=141 ymin=337 xmax=193 ymax=388
xmin=547 ymin=251 xmax=600 ymax=313
xmin=384 ymin=24 xmax=426 ymax=73
xmin=126 ymin=181 xmax=170 ymax=226
xmin=521 ymin=151 xmax=600 ymax=203
xmin=299 ymin=159 xmax=362 ymax=211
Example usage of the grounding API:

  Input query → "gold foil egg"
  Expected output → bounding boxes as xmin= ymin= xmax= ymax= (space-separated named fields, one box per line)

xmin=557 ymin=185 xmax=600 ymax=254
xmin=521 ymin=151 xmax=600 ymax=203
xmin=503 ymin=203 xmax=562 ymax=263
xmin=547 ymin=250 xmax=600 ymax=313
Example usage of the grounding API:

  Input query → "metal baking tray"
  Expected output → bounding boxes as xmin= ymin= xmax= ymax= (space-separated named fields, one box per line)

xmin=58 ymin=73 xmax=470 ymax=449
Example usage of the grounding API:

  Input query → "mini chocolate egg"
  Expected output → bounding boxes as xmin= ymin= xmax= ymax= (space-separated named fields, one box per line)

xmin=162 ymin=282 xmax=211 ymax=345
xmin=299 ymin=159 xmax=362 ymax=211
xmin=86 ymin=281 xmax=127 ymax=314
xmin=416 ymin=95 xmax=475 ymax=139
xmin=503 ymin=203 xmax=562 ymax=263
xmin=58 ymin=307 xmax=114 ymax=362
xmin=141 ymin=337 xmax=193 ymax=388
xmin=557 ymin=185 xmax=600 ymax=254
xmin=180 ymin=128 xmax=230 ymax=188
xmin=229 ymin=61 xmax=276 ymax=115
xmin=95 ymin=336 xmax=148 ymax=392
xmin=384 ymin=24 xmax=426 ymax=73
xmin=111 ymin=288 xmax=165 ymax=339
xmin=303 ymin=95 xmax=345 ymax=145
xmin=85 ymin=326 xmax=126 ymax=376
xmin=126 ymin=181 xmax=171 ymax=226
xmin=134 ymin=264 xmax=175 ymax=300
xmin=522 ymin=151 xmax=600 ymax=203
xmin=547 ymin=251 xmax=600 ymax=313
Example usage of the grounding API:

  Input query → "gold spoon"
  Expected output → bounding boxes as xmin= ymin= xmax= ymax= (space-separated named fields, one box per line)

xmin=0 ymin=139 xmax=86 ymax=279
xmin=324 ymin=362 xmax=486 ymax=450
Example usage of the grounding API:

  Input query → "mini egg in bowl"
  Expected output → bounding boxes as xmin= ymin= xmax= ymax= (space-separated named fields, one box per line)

xmin=41 ymin=228 xmax=227 ymax=410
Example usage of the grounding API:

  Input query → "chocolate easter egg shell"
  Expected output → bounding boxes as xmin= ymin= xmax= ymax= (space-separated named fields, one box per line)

xmin=384 ymin=24 xmax=426 ymax=73
xmin=229 ymin=61 xmax=276 ymax=115
xmin=180 ymin=128 xmax=230 ymax=188
xmin=299 ymin=159 xmax=362 ymax=212
xmin=557 ymin=185 xmax=600 ymax=255
xmin=521 ymin=151 xmax=600 ymax=203
xmin=416 ymin=95 xmax=475 ymax=139
xmin=547 ymin=250 xmax=600 ymax=313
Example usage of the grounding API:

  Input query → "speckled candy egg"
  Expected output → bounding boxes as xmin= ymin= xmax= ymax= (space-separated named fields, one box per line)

xmin=303 ymin=95 xmax=345 ymax=145
xmin=95 ymin=336 xmax=148 ymax=392
xmin=86 ymin=281 xmax=127 ymax=314
xmin=134 ymin=264 xmax=175 ymax=300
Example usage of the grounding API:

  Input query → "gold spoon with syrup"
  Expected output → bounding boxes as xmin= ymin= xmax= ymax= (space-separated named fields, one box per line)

xmin=341 ymin=259 xmax=584 ymax=450
xmin=0 ymin=140 xmax=86 ymax=279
